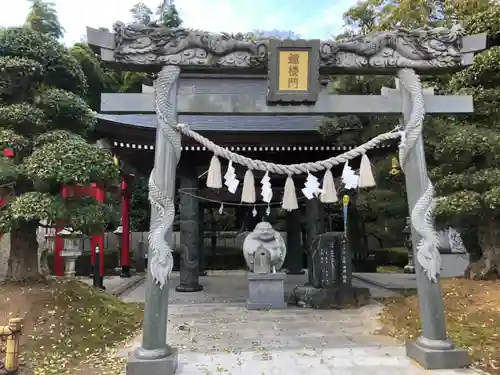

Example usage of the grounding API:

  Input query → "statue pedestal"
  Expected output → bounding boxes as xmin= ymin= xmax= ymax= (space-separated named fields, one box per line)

xmin=247 ymin=272 xmax=286 ymax=310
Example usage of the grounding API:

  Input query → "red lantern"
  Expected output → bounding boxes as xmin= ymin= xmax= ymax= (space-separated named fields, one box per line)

xmin=3 ymin=147 xmax=14 ymax=158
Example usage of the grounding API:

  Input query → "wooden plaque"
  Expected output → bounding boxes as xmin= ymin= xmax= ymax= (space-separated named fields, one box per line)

xmin=267 ymin=39 xmax=320 ymax=104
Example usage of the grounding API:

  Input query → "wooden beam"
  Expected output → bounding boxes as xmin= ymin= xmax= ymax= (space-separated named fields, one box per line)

xmin=100 ymin=92 xmax=473 ymax=115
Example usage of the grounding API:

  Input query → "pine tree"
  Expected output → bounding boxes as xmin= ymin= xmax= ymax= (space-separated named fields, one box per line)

xmin=25 ymin=0 xmax=64 ymax=39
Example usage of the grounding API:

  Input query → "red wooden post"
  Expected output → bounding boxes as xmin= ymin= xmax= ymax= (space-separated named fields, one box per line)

xmin=54 ymin=185 xmax=70 ymax=276
xmin=94 ymin=185 xmax=106 ymax=277
xmin=89 ymin=184 xmax=99 ymax=268
xmin=120 ymin=178 xmax=131 ymax=277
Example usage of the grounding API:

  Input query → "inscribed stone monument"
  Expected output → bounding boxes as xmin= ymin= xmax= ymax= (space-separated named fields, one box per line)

xmin=310 ymin=232 xmax=342 ymax=288
xmin=293 ymin=232 xmax=370 ymax=309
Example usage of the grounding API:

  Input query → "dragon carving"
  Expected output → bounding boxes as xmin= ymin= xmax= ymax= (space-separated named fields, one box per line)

xmin=111 ymin=22 xmax=465 ymax=71
xmin=113 ymin=21 xmax=268 ymax=67
xmin=320 ymin=25 xmax=464 ymax=69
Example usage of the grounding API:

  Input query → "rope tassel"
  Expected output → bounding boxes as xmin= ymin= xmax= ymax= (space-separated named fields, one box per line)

xmin=359 ymin=153 xmax=376 ymax=188
xmin=206 ymin=154 xmax=222 ymax=189
xmin=241 ymin=169 xmax=256 ymax=203
xmin=282 ymin=175 xmax=298 ymax=211
xmin=320 ymin=169 xmax=338 ymax=203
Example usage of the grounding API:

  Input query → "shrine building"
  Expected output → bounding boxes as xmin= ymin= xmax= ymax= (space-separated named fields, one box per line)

xmin=93 ymin=74 xmax=396 ymax=290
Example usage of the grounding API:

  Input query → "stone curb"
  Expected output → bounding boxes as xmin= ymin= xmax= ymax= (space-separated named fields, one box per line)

xmin=352 ymin=275 xmax=403 ymax=301
xmin=353 ymin=274 xmax=398 ymax=291
xmin=110 ymin=274 xmax=146 ymax=297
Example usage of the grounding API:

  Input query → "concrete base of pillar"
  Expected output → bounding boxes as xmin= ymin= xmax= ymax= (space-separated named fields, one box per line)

xmin=126 ymin=347 xmax=178 ymax=375
xmin=406 ymin=339 xmax=469 ymax=370
xmin=175 ymin=283 xmax=203 ymax=293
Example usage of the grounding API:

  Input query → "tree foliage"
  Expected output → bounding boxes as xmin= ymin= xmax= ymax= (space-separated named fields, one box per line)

xmin=25 ymin=0 xmax=64 ymax=39
xmin=339 ymin=0 xmax=500 ymax=278
xmin=130 ymin=1 xmax=183 ymax=28
xmin=343 ymin=0 xmax=491 ymax=32
xmin=431 ymin=6 xmax=500 ymax=235
xmin=130 ymin=2 xmax=154 ymax=25
xmin=129 ymin=174 xmax=150 ymax=231
xmin=70 ymin=43 xmax=118 ymax=111
xmin=0 ymin=27 xmax=119 ymax=237
xmin=157 ymin=3 xmax=183 ymax=28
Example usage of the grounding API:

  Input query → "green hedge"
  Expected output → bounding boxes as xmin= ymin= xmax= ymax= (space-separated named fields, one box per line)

xmin=373 ymin=247 xmax=408 ymax=268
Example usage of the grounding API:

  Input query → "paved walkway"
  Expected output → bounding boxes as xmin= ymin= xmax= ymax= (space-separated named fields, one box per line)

xmin=118 ymin=271 xmax=482 ymax=374
xmin=122 ymin=270 xmax=398 ymax=304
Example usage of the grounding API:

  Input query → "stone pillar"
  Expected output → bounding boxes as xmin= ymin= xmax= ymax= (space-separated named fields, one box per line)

xmin=198 ymin=205 xmax=207 ymax=276
xmin=127 ymin=66 xmax=180 ymax=375
xmin=176 ymin=167 xmax=203 ymax=292
xmin=396 ymin=76 xmax=469 ymax=369
xmin=285 ymin=209 xmax=305 ymax=275
xmin=305 ymin=199 xmax=324 ymax=284
xmin=209 ymin=208 xmax=217 ymax=256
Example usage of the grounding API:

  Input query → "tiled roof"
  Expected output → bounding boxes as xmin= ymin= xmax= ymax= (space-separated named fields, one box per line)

xmin=96 ymin=114 xmax=324 ymax=132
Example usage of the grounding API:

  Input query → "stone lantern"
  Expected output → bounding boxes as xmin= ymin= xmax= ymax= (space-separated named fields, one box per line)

xmin=44 ymin=229 xmax=56 ymax=253
xmin=58 ymin=228 xmax=83 ymax=277
xmin=40 ymin=227 xmax=56 ymax=276
xmin=113 ymin=225 xmax=123 ymax=273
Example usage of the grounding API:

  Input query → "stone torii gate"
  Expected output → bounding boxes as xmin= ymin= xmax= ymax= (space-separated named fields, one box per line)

xmin=87 ymin=23 xmax=486 ymax=374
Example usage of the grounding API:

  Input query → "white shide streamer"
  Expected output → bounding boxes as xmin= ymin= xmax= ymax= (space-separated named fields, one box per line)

xmin=398 ymin=69 xmax=441 ymax=282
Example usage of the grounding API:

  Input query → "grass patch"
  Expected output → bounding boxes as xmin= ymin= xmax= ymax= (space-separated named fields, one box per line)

xmin=376 ymin=265 xmax=404 ymax=273
xmin=0 ymin=279 xmax=143 ymax=375
xmin=386 ymin=247 xmax=408 ymax=253
xmin=379 ymin=278 xmax=500 ymax=374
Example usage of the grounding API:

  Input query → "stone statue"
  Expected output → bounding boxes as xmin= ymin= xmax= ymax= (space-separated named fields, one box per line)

xmin=437 ymin=227 xmax=467 ymax=253
xmin=243 ymin=222 xmax=286 ymax=273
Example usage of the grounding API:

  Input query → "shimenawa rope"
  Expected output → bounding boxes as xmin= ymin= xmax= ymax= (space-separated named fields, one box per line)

xmin=148 ymin=67 xmax=440 ymax=284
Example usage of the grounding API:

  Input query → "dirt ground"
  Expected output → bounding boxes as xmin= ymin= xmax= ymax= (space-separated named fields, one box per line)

xmin=0 ymin=279 xmax=143 ymax=375
xmin=379 ymin=278 xmax=500 ymax=375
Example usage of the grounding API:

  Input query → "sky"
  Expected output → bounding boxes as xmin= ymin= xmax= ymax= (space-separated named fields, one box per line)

xmin=0 ymin=0 xmax=358 ymax=45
